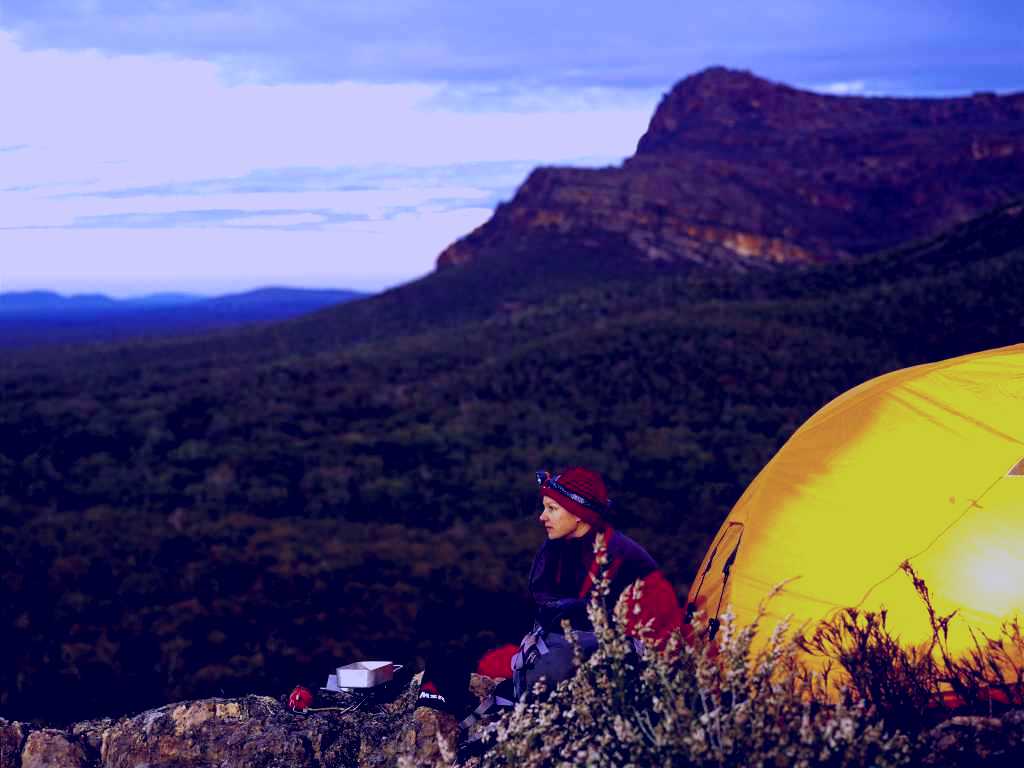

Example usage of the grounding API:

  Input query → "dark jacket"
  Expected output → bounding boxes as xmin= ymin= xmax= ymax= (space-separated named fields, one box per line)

xmin=527 ymin=528 xmax=683 ymax=647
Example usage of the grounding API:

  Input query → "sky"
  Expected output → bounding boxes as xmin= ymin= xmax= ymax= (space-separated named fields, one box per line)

xmin=1 ymin=1 xmax=1022 ymax=297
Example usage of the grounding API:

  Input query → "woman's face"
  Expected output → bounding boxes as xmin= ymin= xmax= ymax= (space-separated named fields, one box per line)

xmin=539 ymin=496 xmax=589 ymax=540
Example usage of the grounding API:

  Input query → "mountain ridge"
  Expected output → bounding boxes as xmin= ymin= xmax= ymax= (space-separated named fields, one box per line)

xmin=438 ymin=67 xmax=1024 ymax=273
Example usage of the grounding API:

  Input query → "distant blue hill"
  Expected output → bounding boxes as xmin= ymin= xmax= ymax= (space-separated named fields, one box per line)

xmin=0 ymin=291 xmax=122 ymax=313
xmin=0 ymin=290 xmax=207 ymax=314
xmin=0 ymin=287 xmax=368 ymax=349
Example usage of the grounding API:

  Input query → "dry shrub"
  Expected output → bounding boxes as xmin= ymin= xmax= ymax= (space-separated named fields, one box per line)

xmin=474 ymin=550 xmax=1024 ymax=767
xmin=800 ymin=606 xmax=941 ymax=733
xmin=802 ymin=562 xmax=1024 ymax=729
xmin=477 ymin=541 xmax=911 ymax=768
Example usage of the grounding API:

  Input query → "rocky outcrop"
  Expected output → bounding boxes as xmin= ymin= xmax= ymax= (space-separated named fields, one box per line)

xmin=100 ymin=697 xmax=356 ymax=768
xmin=438 ymin=67 xmax=1024 ymax=273
xmin=4 ymin=683 xmax=1024 ymax=767
xmin=1 ymin=697 xmax=379 ymax=768
xmin=0 ymin=673 xmax=496 ymax=768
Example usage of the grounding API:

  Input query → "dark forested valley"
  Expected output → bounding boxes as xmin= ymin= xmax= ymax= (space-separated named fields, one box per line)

xmin=1 ymin=200 xmax=1023 ymax=725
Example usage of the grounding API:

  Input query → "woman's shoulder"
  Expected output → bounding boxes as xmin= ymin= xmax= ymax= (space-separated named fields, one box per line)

xmin=606 ymin=529 xmax=658 ymax=574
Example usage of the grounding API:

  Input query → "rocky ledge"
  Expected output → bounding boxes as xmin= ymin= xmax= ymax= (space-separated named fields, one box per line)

xmin=2 ymin=696 xmax=364 ymax=768
xmin=0 ymin=673 xmax=499 ymax=768
xmin=2 ymin=682 xmax=1024 ymax=767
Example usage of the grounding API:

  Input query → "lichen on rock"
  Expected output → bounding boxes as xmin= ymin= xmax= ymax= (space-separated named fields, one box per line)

xmin=22 ymin=729 xmax=90 ymax=768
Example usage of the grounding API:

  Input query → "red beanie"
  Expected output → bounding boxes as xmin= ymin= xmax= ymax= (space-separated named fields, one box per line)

xmin=539 ymin=466 xmax=610 ymax=529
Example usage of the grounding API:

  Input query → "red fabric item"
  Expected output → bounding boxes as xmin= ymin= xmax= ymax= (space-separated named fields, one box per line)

xmin=620 ymin=570 xmax=685 ymax=650
xmin=476 ymin=643 xmax=519 ymax=679
xmin=288 ymin=685 xmax=314 ymax=712
xmin=540 ymin=466 xmax=609 ymax=529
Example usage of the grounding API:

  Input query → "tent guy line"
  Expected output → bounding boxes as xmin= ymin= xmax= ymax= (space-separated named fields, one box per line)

xmin=845 ymin=482 xmax=998 ymax=616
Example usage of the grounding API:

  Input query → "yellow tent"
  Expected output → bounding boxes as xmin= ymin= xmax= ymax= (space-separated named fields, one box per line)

xmin=687 ymin=343 xmax=1024 ymax=657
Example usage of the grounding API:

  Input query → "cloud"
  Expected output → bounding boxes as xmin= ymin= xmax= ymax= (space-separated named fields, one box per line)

xmin=27 ymin=209 xmax=363 ymax=231
xmin=52 ymin=161 xmax=544 ymax=199
xmin=0 ymin=30 xmax=657 ymax=293
xmin=1 ymin=184 xmax=501 ymax=229
xmin=0 ymin=31 xmax=653 ymax=190
xmin=222 ymin=212 xmax=327 ymax=228
xmin=811 ymin=80 xmax=869 ymax=96
xmin=0 ymin=207 xmax=495 ymax=296
xmin=423 ymin=84 xmax=664 ymax=114
xmin=2 ymin=1 xmax=1021 ymax=92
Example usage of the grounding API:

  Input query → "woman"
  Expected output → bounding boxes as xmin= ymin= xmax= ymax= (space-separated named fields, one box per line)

xmin=533 ymin=466 xmax=683 ymax=641
xmin=506 ymin=466 xmax=684 ymax=695
xmin=420 ymin=466 xmax=683 ymax=710
xmin=399 ymin=467 xmax=686 ymax=764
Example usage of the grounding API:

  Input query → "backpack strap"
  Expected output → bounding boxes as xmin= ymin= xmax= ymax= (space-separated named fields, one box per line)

xmin=510 ymin=623 xmax=552 ymax=699
xmin=457 ymin=683 xmax=515 ymax=764
xmin=510 ymin=624 xmax=548 ymax=675
xmin=459 ymin=689 xmax=516 ymax=731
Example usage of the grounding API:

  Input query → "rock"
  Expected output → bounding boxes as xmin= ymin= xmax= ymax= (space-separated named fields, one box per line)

xmin=3 ymin=673 xmax=502 ymax=768
xmin=91 ymin=674 xmax=463 ymax=768
xmin=468 ymin=673 xmax=497 ymax=702
xmin=394 ymin=707 xmax=460 ymax=768
xmin=370 ymin=672 xmax=499 ymax=768
xmin=1000 ymin=708 xmax=1024 ymax=751
xmin=70 ymin=717 xmax=114 ymax=760
xmin=21 ymin=729 xmax=90 ymax=768
xmin=100 ymin=695 xmax=363 ymax=768
xmin=356 ymin=672 xmax=426 ymax=768
xmin=0 ymin=719 xmax=29 ymax=768
xmin=919 ymin=714 xmax=1024 ymax=767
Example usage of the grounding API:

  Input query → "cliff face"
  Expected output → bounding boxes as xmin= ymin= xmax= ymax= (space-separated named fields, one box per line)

xmin=438 ymin=68 xmax=1024 ymax=272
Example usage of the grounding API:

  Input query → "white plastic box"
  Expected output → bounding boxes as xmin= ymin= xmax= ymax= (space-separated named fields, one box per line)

xmin=324 ymin=660 xmax=399 ymax=691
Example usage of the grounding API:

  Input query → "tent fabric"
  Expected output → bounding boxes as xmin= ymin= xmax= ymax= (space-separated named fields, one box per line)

xmin=687 ymin=343 xmax=1024 ymax=657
